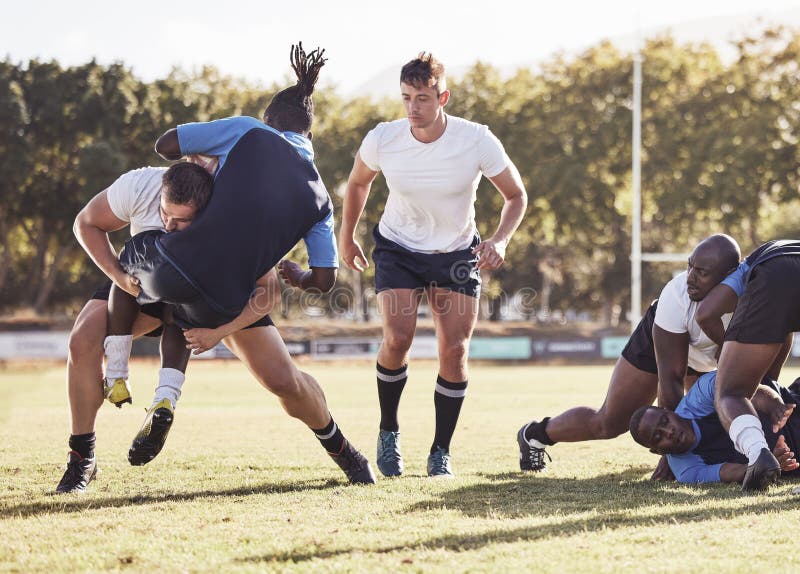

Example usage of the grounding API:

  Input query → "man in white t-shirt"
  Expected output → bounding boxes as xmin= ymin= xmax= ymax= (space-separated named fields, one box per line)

xmin=340 ymin=53 xmax=528 ymax=478
xmin=58 ymin=162 xmax=221 ymax=492
xmin=517 ymin=235 xmax=742 ymax=476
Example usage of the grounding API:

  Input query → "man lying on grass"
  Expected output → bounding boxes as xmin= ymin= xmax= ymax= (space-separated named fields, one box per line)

xmin=629 ymin=371 xmax=799 ymax=488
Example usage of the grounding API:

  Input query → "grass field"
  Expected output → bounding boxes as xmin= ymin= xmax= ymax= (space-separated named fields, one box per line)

xmin=2 ymin=359 xmax=800 ymax=573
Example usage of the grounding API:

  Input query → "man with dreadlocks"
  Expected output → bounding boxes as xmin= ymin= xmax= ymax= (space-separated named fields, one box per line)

xmin=86 ymin=42 xmax=375 ymax=486
xmin=340 ymin=53 xmax=528 ymax=478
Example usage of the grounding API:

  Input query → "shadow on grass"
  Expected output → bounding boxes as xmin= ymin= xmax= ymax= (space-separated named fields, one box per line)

xmin=237 ymin=467 xmax=800 ymax=564
xmin=1 ymin=477 xmax=345 ymax=518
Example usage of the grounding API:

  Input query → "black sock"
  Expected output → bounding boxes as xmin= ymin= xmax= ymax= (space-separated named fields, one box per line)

xmin=524 ymin=417 xmax=555 ymax=446
xmin=312 ymin=417 xmax=345 ymax=454
xmin=69 ymin=432 xmax=96 ymax=459
xmin=431 ymin=375 xmax=467 ymax=453
xmin=377 ymin=363 xmax=408 ymax=432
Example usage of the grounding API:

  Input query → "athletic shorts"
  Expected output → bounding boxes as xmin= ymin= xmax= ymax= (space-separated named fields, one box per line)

xmin=621 ymin=300 xmax=658 ymax=374
xmin=724 ymin=256 xmax=800 ymax=344
xmin=90 ymin=281 xmax=165 ymax=338
xmin=372 ymin=225 xmax=481 ymax=298
xmin=119 ymin=230 xmax=274 ymax=331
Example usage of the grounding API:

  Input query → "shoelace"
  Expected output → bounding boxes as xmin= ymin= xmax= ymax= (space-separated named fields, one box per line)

xmin=335 ymin=444 xmax=364 ymax=474
xmin=61 ymin=453 xmax=88 ymax=485
xmin=379 ymin=434 xmax=401 ymax=463
xmin=528 ymin=445 xmax=552 ymax=469
xmin=430 ymin=451 xmax=451 ymax=474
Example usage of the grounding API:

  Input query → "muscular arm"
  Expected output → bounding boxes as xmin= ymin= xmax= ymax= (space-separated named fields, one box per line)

xmin=278 ymin=261 xmax=336 ymax=292
xmin=695 ymin=284 xmax=738 ymax=346
xmin=339 ymin=153 xmax=379 ymax=271
xmin=486 ymin=163 xmax=528 ymax=246
xmin=653 ymin=324 xmax=690 ymax=411
xmin=718 ymin=463 xmax=747 ymax=483
xmin=474 ymin=164 xmax=528 ymax=271
xmin=183 ymin=269 xmax=282 ymax=353
xmin=73 ymin=191 xmax=138 ymax=294
xmin=155 ymin=128 xmax=182 ymax=161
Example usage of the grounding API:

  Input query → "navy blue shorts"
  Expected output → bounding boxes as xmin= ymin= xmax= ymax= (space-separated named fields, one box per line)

xmin=119 ymin=230 xmax=274 ymax=331
xmin=621 ymin=300 xmax=658 ymax=374
xmin=372 ymin=226 xmax=481 ymax=298
xmin=724 ymin=256 xmax=800 ymax=344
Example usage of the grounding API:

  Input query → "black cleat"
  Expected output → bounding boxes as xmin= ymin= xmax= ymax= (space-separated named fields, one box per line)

xmin=741 ymin=447 xmax=781 ymax=491
xmin=328 ymin=440 xmax=377 ymax=484
xmin=517 ymin=424 xmax=552 ymax=472
xmin=55 ymin=451 xmax=97 ymax=494
xmin=128 ymin=399 xmax=174 ymax=466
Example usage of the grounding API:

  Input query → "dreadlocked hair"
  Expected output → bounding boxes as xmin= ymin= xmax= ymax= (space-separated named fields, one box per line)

xmin=263 ymin=42 xmax=327 ymax=134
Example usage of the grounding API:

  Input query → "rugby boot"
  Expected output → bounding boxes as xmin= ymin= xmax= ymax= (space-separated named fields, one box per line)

xmin=328 ymin=440 xmax=376 ymax=484
xmin=104 ymin=377 xmax=132 ymax=408
xmin=517 ymin=424 xmax=552 ymax=472
xmin=427 ymin=446 xmax=454 ymax=478
xmin=741 ymin=447 xmax=780 ymax=491
xmin=55 ymin=451 xmax=97 ymax=494
xmin=128 ymin=399 xmax=174 ymax=466
xmin=377 ymin=430 xmax=403 ymax=477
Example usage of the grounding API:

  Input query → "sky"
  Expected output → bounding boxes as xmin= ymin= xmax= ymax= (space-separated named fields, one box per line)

xmin=3 ymin=0 xmax=800 ymax=95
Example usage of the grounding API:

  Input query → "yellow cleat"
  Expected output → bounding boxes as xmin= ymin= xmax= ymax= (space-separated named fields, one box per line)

xmin=128 ymin=399 xmax=174 ymax=466
xmin=104 ymin=378 xmax=132 ymax=408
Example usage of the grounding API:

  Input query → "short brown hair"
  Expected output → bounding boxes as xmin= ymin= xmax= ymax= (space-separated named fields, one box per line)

xmin=161 ymin=162 xmax=213 ymax=211
xmin=400 ymin=52 xmax=446 ymax=94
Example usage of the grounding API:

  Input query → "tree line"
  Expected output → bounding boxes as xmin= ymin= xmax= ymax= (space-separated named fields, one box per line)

xmin=1 ymin=28 xmax=799 ymax=324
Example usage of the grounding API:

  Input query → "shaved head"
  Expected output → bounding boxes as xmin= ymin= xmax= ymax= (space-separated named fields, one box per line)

xmin=693 ymin=234 xmax=741 ymax=274
xmin=686 ymin=234 xmax=741 ymax=301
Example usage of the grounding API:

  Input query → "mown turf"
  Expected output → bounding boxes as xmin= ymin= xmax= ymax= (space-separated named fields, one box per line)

xmin=2 ymin=360 xmax=799 ymax=573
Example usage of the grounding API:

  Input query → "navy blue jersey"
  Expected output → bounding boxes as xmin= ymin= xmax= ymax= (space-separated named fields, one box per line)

xmin=745 ymin=239 xmax=800 ymax=270
xmin=668 ymin=372 xmax=784 ymax=483
xmin=157 ymin=127 xmax=333 ymax=316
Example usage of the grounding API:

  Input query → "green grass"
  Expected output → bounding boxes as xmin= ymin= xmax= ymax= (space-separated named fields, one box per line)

xmin=2 ymin=360 xmax=800 ymax=573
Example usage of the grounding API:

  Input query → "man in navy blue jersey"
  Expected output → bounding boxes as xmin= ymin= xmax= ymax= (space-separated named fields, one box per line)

xmin=630 ymin=372 xmax=798 ymax=485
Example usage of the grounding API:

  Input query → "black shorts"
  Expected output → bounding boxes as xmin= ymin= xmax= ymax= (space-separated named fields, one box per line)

xmin=372 ymin=225 xmax=481 ymax=298
xmin=119 ymin=230 xmax=274 ymax=331
xmin=621 ymin=300 xmax=658 ymax=374
xmin=90 ymin=281 xmax=165 ymax=338
xmin=724 ymin=256 xmax=800 ymax=344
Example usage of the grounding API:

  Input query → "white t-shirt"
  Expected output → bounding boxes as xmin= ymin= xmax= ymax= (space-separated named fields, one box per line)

xmin=359 ymin=115 xmax=510 ymax=253
xmin=105 ymin=167 xmax=166 ymax=236
xmin=654 ymin=271 xmax=732 ymax=373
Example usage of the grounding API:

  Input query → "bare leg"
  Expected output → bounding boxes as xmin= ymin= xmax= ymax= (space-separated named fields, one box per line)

xmin=714 ymin=341 xmax=782 ymax=430
xmin=159 ymin=323 xmax=190 ymax=372
xmin=224 ymin=325 xmax=375 ymax=484
xmin=545 ymin=357 xmax=658 ymax=442
xmin=427 ymin=287 xmax=478 ymax=459
xmin=376 ymin=289 xmax=422 ymax=369
xmin=428 ymin=287 xmax=478 ymax=382
xmin=107 ymin=283 xmax=141 ymax=336
xmin=223 ymin=326 xmax=329 ymax=428
xmin=67 ymin=299 xmax=161 ymax=434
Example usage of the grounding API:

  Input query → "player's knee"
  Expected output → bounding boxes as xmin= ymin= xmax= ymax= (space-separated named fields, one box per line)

xmin=383 ymin=331 xmax=414 ymax=355
xmin=440 ymin=340 xmax=468 ymax=368
xmin=68 ymin=326 xmax=103 ymax=362
xmin=263 ymin=369 xmax=304 ymax=399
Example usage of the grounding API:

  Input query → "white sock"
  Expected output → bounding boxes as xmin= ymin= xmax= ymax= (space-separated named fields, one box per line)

xmin=104 ymin=335 xmax=133 ymax=380
xmin=729 ymin=414 xmax=768 ymax=465
xmin=152 ymin=368 xmax=185 ymax=409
